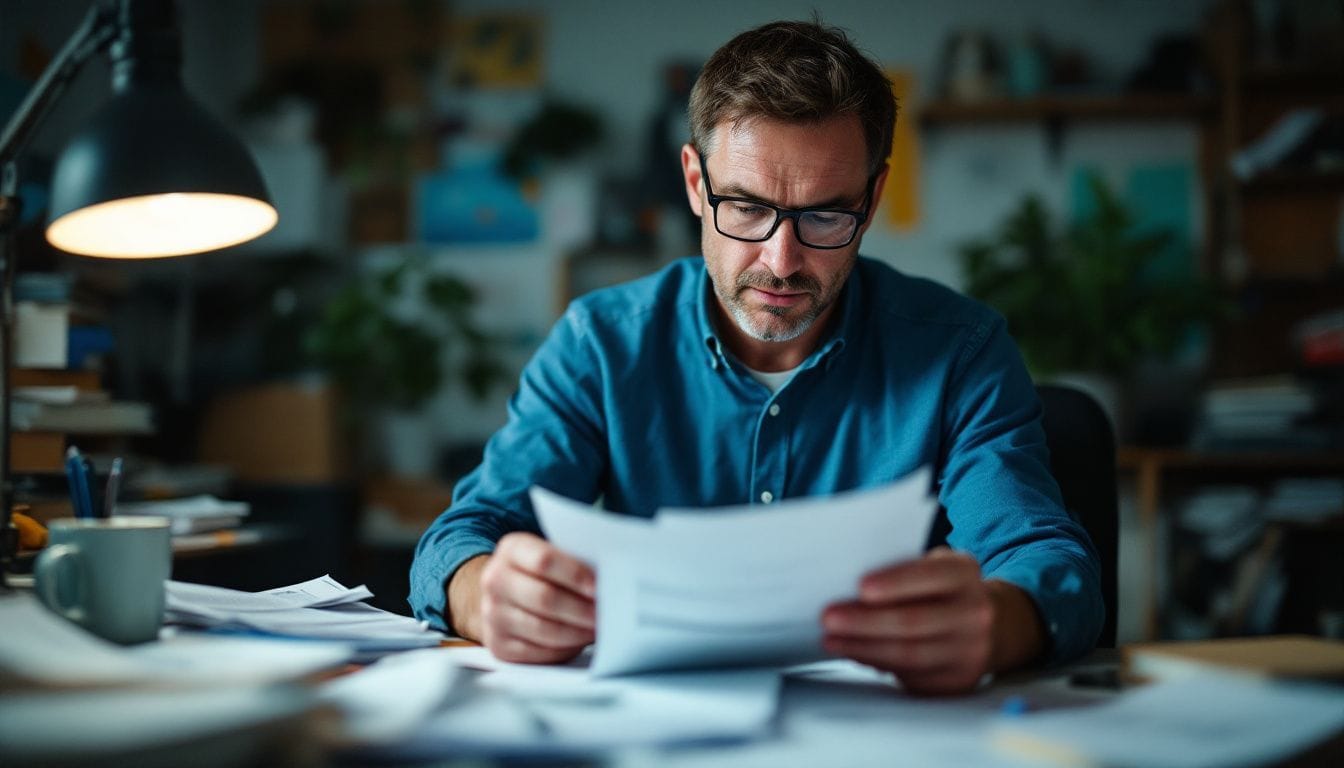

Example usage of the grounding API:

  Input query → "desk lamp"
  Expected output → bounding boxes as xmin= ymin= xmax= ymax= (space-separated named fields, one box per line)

xmin=0 ymin=0 xmax=277 ymax=588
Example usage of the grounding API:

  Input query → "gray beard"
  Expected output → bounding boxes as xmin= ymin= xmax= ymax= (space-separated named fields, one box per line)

xmin=726 ymin=297 xmax=818 ymax=342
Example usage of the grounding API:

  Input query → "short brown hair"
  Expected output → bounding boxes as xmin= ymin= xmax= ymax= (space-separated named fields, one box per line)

xmin=689 ymin=19 xmax=896 ymax=176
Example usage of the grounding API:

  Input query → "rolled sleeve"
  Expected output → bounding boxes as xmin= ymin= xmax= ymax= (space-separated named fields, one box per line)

xmin=938 ymin=315 xmax=1104 ymax=664
xmin=408 ymin=306 xmax=608 ymax=628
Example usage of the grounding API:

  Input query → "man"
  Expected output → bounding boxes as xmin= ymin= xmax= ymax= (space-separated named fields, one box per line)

xmin=411 ymin=19 xmax=1102 ymax=695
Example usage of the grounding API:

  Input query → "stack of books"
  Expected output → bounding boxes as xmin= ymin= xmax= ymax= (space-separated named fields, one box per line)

xmin=114 ymin=494 xmax=250 ymax=535
xmin=1264 ymin=478 xmax=1344 ymax=524
xmin=1192 ymin=377 xmax=1323 ymax=452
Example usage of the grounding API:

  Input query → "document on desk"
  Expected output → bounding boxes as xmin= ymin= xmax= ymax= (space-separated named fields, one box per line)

xmin=991 ymin=673 xmax=1344 ymax=768
xmin=533 ymin=466 xmax=937 ymax=676
xmin=164 ymin=575 xmax=444 ymax=656
xmin=331 ymin=645 xmax=782 ymax=757
xmin=0 ymin=592 xmax=353 ymax=688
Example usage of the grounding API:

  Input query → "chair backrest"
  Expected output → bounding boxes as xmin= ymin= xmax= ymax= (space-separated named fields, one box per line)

xmin=1035 ymin=383 xmax=1119 ymax=648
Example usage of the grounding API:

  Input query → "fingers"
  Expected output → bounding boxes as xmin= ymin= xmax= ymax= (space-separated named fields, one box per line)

xmin=478 ymin=533 xmax=597 ymax=664
xmin=822 ymin=548 xmax=994 ymax=694
xmin=823 ymin=595 xmax=985 ymax=640
xmin=822 ymin=633 xmax=987 ymax=676
xmin=856 ymin=547 xmax=981 ymax=604
xmin=498 ymin=532 xmax=596 ymax=599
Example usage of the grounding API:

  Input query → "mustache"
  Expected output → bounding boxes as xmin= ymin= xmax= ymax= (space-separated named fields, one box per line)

xmin=735 ymin=271 xmax=821 ymax=295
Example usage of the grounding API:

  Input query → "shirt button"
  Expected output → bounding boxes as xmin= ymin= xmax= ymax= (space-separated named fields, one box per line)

xmin=760 ymin=491 xmax=774 ymax=503
xmin=768 ymin=404 xmax=781 ymax=416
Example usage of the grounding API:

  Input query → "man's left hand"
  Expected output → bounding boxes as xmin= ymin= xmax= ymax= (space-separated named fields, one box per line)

xmin=821 ymin=547 xmax=1043 ymax=695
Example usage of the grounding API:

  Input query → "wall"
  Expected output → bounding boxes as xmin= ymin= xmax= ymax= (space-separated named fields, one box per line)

xmin=455 ymin=0 xmax=1214 ymax=288
xmin=2 ymin=0 xmax=1216 ymax=444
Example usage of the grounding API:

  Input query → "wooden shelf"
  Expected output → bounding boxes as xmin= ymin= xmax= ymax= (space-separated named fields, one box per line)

xmin=1239 ymin=64 xmax=1344 ymax=93
xmin=919 ymin=93 xmax=1213 ymax=125
xmin=1118 ymin=446 xmax=1344 ymax=472
xmin=1242 ymin=169 xmax=1344 ymax=195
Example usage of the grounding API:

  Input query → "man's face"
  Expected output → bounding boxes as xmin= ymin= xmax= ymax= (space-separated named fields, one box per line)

xmin=681 ymin=115 xmax=884 ymax=350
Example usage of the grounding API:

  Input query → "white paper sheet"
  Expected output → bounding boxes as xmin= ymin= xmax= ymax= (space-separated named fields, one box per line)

xmin=532 ymin=467 xmax=937 ymax=676
xmin=348 ymin=645 xmax=782 ymax=758
xmin=0 ymin=593 xmax=353 ymax=689
xmin=991 ymin=674 xmax=1344 ymax=768
xmin=165 ymin=574 xmax=371 ymax=614
xmin=163 ymin=576 xmax=443 ymax=653
xmin=318 ymin=647 xmax=466 ymax=743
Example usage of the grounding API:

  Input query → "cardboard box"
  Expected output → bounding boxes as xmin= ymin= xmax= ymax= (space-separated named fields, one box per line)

xmin=198 ymin=380 xmax=348 ymax=484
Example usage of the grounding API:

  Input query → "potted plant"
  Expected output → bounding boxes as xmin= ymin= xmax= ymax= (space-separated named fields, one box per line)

xmin=304 ymin=251 xmax=504 ymax=476
xmin=959 ymin=174 xmax=1222 ymax=433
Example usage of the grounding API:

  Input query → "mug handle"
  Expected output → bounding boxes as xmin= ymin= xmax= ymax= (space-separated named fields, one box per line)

xmin=34 ymin=543 xmax=88 ymax=625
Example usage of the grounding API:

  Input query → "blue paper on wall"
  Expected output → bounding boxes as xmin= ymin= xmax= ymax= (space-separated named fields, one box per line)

xmin=1125 ymin=164 xmax=1194 ymax=283
xmin=1069 ymin=164 xmax=1195 ymax=283
xmin=415 ymin=161 xmax=539 ymax=244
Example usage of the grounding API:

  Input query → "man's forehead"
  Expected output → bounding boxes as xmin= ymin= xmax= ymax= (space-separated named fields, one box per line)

xmin=717 ymin=116 xmax=865 ymax=168
xmin=710 ymin=116 xmax=870 ymax=202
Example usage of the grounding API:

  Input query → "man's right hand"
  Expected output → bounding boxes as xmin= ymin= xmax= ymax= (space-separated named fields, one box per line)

xmin=447 ymin=532 xmax=596 ymax=664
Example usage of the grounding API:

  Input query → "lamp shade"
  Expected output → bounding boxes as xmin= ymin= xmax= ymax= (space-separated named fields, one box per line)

xmin=45 ymin=81 xmax=277 ymax=258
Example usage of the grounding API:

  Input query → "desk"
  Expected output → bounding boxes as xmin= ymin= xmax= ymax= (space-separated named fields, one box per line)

xmin=3 ymin=615 xmax=1342 ymax=768
xmin=1117 ymin=447 xmax=1344 ymax=640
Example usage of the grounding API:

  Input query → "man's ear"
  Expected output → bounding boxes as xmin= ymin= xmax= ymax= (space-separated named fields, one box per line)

xmin=859 ymin=163 xmax=890 ymax=236
xmin=681 ymin=144 xmax=704 ymax=218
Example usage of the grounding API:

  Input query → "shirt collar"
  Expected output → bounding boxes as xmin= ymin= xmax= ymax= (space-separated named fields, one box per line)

xmin=695 ymin=258 xmax=864 ymax=372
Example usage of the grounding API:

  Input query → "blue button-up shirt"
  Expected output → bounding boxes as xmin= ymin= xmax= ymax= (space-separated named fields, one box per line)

xmin=410 ymin=256 xmax=1103 ymax=664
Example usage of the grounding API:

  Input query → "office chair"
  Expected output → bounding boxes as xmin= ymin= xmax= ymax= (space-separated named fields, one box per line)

xmin=926 ymin=383 xmax=1119 ymax=649
xmin=1035 ymin=383 xmax=1119 ymax=648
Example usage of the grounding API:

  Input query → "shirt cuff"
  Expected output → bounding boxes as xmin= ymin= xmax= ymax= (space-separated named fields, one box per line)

xmin=409 ymin=536 xmax=495 ymax=631
xmin=985 ymin=551 xmax=1103 ymax=666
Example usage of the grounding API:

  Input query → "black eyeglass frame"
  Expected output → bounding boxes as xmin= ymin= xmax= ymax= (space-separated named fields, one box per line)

xmin=698 ymin=154 xmax=878 ymax=250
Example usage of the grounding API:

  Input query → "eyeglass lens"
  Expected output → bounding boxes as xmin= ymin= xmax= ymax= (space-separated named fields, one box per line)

xmin=715 ymin=203 xmax=859 ymax=248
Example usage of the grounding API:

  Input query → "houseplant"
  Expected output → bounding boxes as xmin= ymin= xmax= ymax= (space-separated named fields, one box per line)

xmin=959 ymin=175 xmax=1222 ymax=429
xmin=304 ymin=251 xmax=505 ymax=475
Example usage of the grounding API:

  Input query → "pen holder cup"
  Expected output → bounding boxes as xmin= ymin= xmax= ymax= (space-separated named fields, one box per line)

xmin=33 ymin=517 xmax=172 ymax=644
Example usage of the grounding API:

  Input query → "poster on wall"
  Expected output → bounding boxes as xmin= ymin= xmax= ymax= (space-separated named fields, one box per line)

xmin=883 ymin=69 xmax=921 ymax=231
xmin=447 ymin=14 xmax=544 ymax=88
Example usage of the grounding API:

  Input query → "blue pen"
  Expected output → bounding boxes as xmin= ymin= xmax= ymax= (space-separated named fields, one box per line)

xmin=1000 ymin=694 xmax=1031 ymax=717
xmin=64 ymin=446 xmax=94 ymax=520
xmin=82 ymin=454 xmax=102 ymax=519
xmin=103 ymin=457 xmax=123 ymax=518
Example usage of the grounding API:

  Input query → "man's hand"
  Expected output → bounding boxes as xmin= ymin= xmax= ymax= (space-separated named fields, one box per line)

xmin=821 ymin=547 xmax=1044 ymax=695
xmin=446 ymin=532 xmax=596 ymax=664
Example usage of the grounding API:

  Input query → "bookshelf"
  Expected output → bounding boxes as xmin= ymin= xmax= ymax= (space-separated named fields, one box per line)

xmin=919 ymin=93 xmax=1213 ymax=124
xmin=1118 ymin=446 xmax=1344 ymax=641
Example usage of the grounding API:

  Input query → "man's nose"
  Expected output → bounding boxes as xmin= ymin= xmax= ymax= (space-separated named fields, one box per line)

xmin=758 ymin=217 xmax=805 ymax=279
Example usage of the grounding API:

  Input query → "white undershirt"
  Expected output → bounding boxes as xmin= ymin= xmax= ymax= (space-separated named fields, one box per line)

xmin=745 ymin=364 xmax=801 ymax=394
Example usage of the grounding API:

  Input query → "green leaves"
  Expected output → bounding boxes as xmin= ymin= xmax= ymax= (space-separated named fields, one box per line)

xmin=959 ymin=174 xmax=1221 ymax=378
xmin=304 ymin=253 xmax=505 ymax=412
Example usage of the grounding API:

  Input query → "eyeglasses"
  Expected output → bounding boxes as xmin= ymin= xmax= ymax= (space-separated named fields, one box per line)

xmin=699 ymin=155 xmax=875 ymax=250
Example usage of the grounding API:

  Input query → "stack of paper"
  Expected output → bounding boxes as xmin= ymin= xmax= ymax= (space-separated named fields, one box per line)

xmin=992 ymin=674 xmax=1344 ymax=768
xmin=533 ymin=467 xmax=937 ymax=676
xmin=117 ymin=494 xmax=251 ymax=534
xmin=324 ymin=645 xmax=782 ymax=758
xmin=165 ymin=575 xmax=445 ymax=656
xmin=0 ymin=592 xmax=352 ymax=689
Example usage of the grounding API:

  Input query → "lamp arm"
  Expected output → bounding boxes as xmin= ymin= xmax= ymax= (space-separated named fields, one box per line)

xmin=0 ymin=0 xmax=119 ymax=166
xmin=0 ymin=0 xmax=118 ymax=589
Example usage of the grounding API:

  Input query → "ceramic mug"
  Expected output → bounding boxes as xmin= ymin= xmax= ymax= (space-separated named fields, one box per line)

xmin=33 ymin=516 xmax=172 ymax=644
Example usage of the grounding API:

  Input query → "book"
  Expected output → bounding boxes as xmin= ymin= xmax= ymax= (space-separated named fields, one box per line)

xmin=1124 ymin=635 xmax=1344 ymax=683
xmin=11 ymin=368 xmax=102 ymax=391
xmin=9 ymin=431 xmax=66 ymax=473
xmin=116 ymin=494 xmax=250 ymax=535
xmin=14 ymin=301 xmax=68 ymax=369
xmin=13 ymin=386 xmax=111 ymax=406
xmin=10 ymin=400 xmax=153 ymax=434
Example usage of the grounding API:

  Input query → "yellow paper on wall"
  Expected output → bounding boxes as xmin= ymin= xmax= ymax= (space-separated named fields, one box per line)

xmin=883 ymin=70 xmax=920 ymax=230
